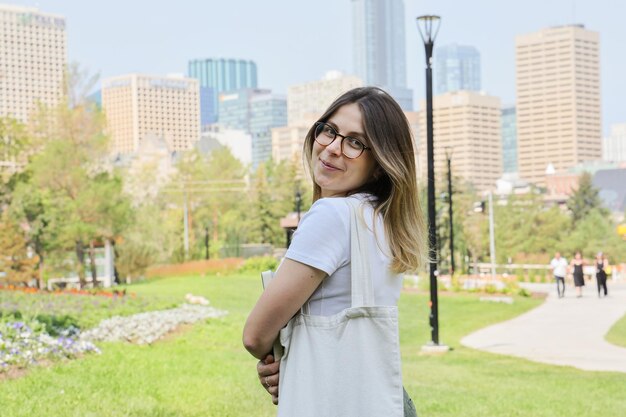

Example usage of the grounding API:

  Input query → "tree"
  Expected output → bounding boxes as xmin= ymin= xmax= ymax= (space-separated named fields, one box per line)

xmin=7 ymin=179 xmax=57 ymax=288
xmin=565 ymin=208 xmax=626 ymax=262
xmin=567 ymin=172 xmax=605 ymax=223
xmin=165 ymin=147 xmax=248 ymax=260
xmin=0 ymin=212 xmax=37 ymax=284
xmin=493 ymin=193 xmax=571 ymax=263
xmin=248 ymin=158 xmax=311 ymax=247
xmin=26 ymin=88 xmax=131 ymax=287
xmin=0 ymin=117 xmax=29 ymax=185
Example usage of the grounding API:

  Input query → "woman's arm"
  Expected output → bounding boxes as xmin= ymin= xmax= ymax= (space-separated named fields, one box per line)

xmin=243 ymin=258 xmax=326 ymax=359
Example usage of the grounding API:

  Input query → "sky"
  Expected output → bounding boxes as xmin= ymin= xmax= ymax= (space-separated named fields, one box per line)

xmin=8 ymin=0 xmax=625 ymax=135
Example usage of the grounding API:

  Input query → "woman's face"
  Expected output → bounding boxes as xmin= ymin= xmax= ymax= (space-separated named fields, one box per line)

xmin=312 ymin=103 xmax=379 ymax=198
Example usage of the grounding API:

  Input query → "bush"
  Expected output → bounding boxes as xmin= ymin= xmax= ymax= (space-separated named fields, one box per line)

xmin=146 ymin=259 xmax=244 ymax=278
xmin=484 ymin=284 xmax=498 ymax=294
xmin=238 ymin=256 xmax=279 ymax=274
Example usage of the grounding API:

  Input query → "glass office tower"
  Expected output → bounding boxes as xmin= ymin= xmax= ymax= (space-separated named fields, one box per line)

xmin=188 ymin=58 xmax=258 ymax=126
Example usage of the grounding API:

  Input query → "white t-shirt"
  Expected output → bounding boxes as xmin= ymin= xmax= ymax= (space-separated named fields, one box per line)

xmin=284 ymin=193 xmax=403 ymax=316
xmin=550 ymin=257 xmax=568 ymax=278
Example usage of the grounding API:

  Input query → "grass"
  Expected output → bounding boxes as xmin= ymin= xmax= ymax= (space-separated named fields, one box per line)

xmin=606 ymin=313 xmax=626 ymax=348
xmin=1 ymin=274 xmax=625 ymax=416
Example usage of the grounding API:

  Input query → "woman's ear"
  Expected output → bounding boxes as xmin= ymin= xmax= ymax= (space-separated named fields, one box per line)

xmin=373 ymin=166 xmax=384 ymax=180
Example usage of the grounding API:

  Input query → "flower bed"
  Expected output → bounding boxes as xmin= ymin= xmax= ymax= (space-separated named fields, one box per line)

xmin=81 ymin=304 xmax=228 ymax=345
xmin=0 ymin=321 xmax=100 ymax=372
xmin=0 ymin=290 xmax=178 ymax=330
xmin=146 ymin=258 xmax=245 ymax=278
xmin=0 ymin=284 xmax=135 ymax=298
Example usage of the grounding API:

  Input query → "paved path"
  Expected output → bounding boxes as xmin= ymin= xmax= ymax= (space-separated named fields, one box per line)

xmin=461 ymin=281 xmax=626 ymax=373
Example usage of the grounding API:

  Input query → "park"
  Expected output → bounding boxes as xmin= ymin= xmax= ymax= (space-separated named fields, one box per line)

xmin=1 ymin=263 xmax=626 ymax=416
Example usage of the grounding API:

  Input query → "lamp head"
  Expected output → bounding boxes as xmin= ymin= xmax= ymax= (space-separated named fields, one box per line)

xmin=416 ymin=15 xmax=441 ymax=44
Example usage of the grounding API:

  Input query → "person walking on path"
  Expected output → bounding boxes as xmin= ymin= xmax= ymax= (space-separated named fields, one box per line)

xmin=595 ymin=252 xmax=609 ymax=298
xmin=549 ymin=252 xmax=568 ymax=298
xmin=570 ymin=251 xmax=586 ymax=298
xmin=243 ymin=87 xmax=424 ymax=417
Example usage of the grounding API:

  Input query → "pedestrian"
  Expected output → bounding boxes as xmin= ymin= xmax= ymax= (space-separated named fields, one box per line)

xmin=549 ymin=252 xmax=568 ymax=298
xmin=243 ymin=87 xmax=424 ymax=417
xmin=595 ymin=252 xmax=609 ymax=298
xmin=570 ymin=251 xmax=586 ymax=298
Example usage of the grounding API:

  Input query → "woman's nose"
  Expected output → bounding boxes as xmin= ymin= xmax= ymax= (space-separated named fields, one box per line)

xmin=326 ymin=136 xmax=343 ymax=156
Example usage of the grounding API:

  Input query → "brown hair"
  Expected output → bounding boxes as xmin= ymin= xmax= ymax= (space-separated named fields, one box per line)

xmin=303 ymin=87 xmax=426 ymax=273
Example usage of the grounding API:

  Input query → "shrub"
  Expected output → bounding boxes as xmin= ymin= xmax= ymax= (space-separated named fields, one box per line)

xmin=239 ymin=256 xmax=279 ymax=274
xmin=146 ymin=258 xmax=244 ymax=278
xmin=484 ymin=284 xmax=498 ymax=294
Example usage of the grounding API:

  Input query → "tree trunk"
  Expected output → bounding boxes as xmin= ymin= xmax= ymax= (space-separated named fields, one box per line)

xmin=35 ymin=243 xmax=45 ymax=289
xmin=112 ymin=240 xmax=121 ymax=285
xmin=37 ymin=259 xmax=44 ymax=289
xmin=89 ymin=240 xmax=98 ymax=287
xmin=75 ymin=240 xmax=86 ymax=288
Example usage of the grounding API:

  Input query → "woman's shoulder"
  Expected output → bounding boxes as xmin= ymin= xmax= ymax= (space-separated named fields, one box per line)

xmin=309 ymin=194 xmax=371 ymax=213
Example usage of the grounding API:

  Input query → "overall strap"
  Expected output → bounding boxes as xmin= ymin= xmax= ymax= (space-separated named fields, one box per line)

xmin=348 ymin=198 xmax=375 ymax=307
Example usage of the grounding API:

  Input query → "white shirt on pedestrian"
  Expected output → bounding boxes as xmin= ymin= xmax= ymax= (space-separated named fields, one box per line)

xmin=550 ymin=257 xmax=568 ymax=278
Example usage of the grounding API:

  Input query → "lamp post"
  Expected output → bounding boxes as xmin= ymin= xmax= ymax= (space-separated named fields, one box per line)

xmin=204 ymin=225 xmax=210 ymax=260
xmin=417 ymin=15 xmax=442 ymax=347
xmin=445 ymin=147 xmax=455 ymax=275
xmin=295 ymin=189 xmax=302 ymax=224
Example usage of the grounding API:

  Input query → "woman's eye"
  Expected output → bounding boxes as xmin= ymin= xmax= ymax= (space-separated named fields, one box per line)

xmin=346 ymin=137 xmax=363 ymax=149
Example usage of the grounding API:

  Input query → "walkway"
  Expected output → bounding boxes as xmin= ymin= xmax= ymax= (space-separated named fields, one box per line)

xmin=461 ymin=281 xmax=626 ymax=373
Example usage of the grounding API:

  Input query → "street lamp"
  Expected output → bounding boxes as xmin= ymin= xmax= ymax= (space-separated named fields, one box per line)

xmin=417 ymin=14 xmax=442 ymax=347
xmin=204 ymin=225 xmax=210 ymax=260
xmin=445 ymin=147 xmax=455 ymax=276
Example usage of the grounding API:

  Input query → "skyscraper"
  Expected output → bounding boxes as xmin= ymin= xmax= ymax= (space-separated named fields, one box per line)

xmin=217 ymin=88 xmax=287 ymax=169
xmin=351 ymin=0 xmax=412 ymax=110
xmin=102 ymin=74 xmax=200 ymax=155
xmin=501 ymin=106 xmax=518 ymax=174
xmin=603 ymin=124 xmax=626 ymax=163
xmin=187 ymin=58 xmax=257 ymax=126
xmin=417 ymin=91 xmax=502 ymax=191
xmin=250 ymin=93 xmax=287 ymax=169
xmin=218 ymin=89 xmax=271 ymax=132
xmin=434 ymin=44 xmax=481 ymax=95
xmin=516 ymin=25 xmax=601 ymax=185
xmin=287 ymin=71 xmax=363 ymax=127
xmin=0 ymin=4 xmax=66 ymax=122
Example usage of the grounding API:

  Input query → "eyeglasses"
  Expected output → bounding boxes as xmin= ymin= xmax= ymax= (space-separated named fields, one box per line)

xmin=314 ymin=122 xmax=371 ymax=159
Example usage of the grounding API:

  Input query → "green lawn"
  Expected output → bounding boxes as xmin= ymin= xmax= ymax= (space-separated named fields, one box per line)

xmin=606 ymin=313 xmax=626 ymax=348
xmin=1 ymin=274 xmax=625 ymax=417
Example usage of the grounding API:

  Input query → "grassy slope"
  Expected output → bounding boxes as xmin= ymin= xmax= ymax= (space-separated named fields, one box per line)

xmin=1 ymin=274 xmax=625 ymax=417
xmin=606 ymin=313 xmax=626 ymax=348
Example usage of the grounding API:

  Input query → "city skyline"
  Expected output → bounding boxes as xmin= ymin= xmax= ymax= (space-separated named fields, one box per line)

xmin=4 ymin=0 xmax=624 ymax=136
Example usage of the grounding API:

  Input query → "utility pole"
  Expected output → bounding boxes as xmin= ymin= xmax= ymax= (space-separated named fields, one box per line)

xmin=183 ymin=189 xmax=189 ymax=260
xmin=488 ymin=192 xmax=496 ymax=279
xmin=446 ymin=149 xmax=455 ymax=275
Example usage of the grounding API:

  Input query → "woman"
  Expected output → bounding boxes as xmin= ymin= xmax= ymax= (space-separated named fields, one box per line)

xmin=243 ymin=87 xmax=425 ymax=416
xmin=570 ymin=251 xmax=586 ymax=298
xmin=595 ymin=252 xmax=609 ymax=298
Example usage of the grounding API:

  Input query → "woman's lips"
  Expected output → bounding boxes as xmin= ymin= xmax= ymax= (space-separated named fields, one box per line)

xmin=320 ymin=159 xmax=341 ymax=171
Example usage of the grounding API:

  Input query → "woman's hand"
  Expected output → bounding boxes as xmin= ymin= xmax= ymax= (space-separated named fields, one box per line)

xmin=257 ymin=354 xmax=280 ymax=405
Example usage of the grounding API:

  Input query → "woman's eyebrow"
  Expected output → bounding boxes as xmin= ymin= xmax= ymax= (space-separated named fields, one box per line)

xmin=326 ymin=120 xmax=366 ymax=139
